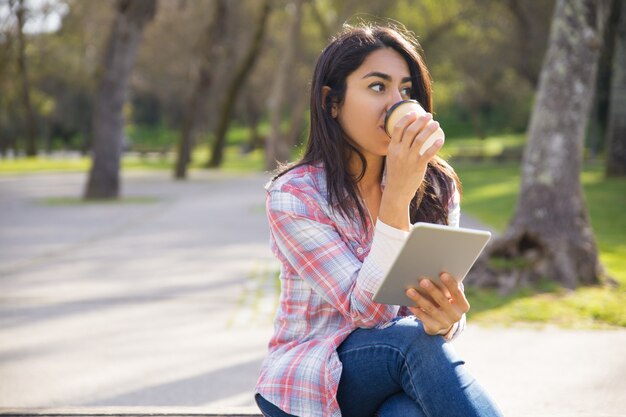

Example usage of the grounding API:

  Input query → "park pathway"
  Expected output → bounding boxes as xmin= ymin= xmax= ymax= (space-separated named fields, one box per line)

xmin=0 ymin=171 xmax=624 ymax=417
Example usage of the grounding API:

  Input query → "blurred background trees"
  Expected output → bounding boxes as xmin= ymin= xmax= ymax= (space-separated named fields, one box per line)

xmin=1 ymin=0 xmax=625 ymax=293
xmin=0 ymin=0 xmax=563 ymax=165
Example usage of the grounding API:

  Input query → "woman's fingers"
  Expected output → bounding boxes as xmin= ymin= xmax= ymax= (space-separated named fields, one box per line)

xmin=390 ymin=111 xmax=418 ymax=145
xmin=406 ymin=287 xmax=451 ymax=333
xmin=400 ymin=113 xmax=432 ymax=151
xmin=409 ymin=119 xmax=440 ymax=154
xmin=406 ymin=287 xmax=439 ymax=316
xmin=440 ymin=273 xmax=470 ymax=312
xmin=410 ymin=306 xmax=448 ymax=336
xmin=418 ymin=279 xmax=464 ymax=323
xmin=405 ymin=276 xmax=468 ymax=335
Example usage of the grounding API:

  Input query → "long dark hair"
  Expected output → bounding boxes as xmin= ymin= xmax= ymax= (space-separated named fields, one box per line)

xmin=275 ymin=23 xmax=461 ymax=229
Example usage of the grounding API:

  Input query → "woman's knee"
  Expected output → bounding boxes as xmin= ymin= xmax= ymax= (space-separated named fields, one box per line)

xmin=382 ymin=317 xmax=446 ymax=353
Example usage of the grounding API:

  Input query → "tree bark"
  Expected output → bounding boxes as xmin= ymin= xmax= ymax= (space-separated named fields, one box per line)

xmin=207 ymin=0 xmax=271 ymax=168
xmin=84 ymin=0 xmax=157 ymax=199
xmin=606 ymin=0 xmax=626 ymax=177
xmin=15 ymin=0 xmax=37 ymax=157
xmin=287 ymin=89 xmax=309 ymax=148
xmin=242 ymin=91 xmax=264 ymax=153
xmin=467 ymin=0 xmax=610 ymax=291
xmin=265 ymin=0 xmax=304 ymax=171
xmin=503 ymin=0 xmax=544 ymax=87
xmin=174 ymin=0 xmax=228 ymax=179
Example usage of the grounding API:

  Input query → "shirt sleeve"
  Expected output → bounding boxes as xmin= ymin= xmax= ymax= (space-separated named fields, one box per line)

xmin=448 ymin=185 xmax=461 ymax=228
xmin=267 ymin=186 xmax=401 ymax=328
xmin=444 ymin=182 xmax=466 ymax=341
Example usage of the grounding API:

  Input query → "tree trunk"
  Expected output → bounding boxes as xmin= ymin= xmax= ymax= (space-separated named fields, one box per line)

xmin=287 ymin=90 xmax=309 ymax=148
xmin=174 ymin=0 xmax=228 ymax=179
xmin=265 ymin=0 xmax=304 ymax=171
xmin=84 ymin=0 xmax=157 ymax=199
xmin=242 ymin=92 xmax=263 ymax=153
xmin=606 ymin=0 xmax=626 ymax=177
xmin=467 ymin=0 xmax=610 ymax=292
xmin=503 ymin=0 xmax=543 ymax=87
xmin=587 ymin=0 xmax=619 ymax=159
xmin=15 ymin=0 xmax=37 ymax=157
xmin=207 ymin=0 xmax=271 ymax=168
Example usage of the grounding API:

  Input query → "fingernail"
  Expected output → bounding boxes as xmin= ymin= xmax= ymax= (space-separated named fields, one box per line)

xmin=420 ymin=280 xmax=430 ymax=288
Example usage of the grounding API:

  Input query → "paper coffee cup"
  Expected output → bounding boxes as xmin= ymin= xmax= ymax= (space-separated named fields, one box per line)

xmin=384 ymin=100 xmax=445 ymax=155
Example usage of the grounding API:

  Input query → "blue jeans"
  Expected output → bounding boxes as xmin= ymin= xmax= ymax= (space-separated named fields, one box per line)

xmin=337 ymin=317 xmax=503 ymax=417
xmin=256 ymin=317 xmax=503 ymax=417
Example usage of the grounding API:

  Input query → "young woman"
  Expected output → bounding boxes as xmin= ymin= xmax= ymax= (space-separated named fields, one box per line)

xmin=255 ymin=23 xmax=503 ymax=417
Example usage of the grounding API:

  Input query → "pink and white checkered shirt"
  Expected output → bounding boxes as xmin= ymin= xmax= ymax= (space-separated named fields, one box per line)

xmin=256 ymin=163 xmax=463 ymax=417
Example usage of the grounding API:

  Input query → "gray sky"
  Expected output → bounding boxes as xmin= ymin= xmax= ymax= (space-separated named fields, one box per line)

xmin=0 ymin=0 xmax=68 ymax=34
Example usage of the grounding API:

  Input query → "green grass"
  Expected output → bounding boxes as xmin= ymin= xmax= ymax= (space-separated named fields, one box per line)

xmin=0 ymin=145 xmax=265 ymax=174
xmin=441 ymin=132 xmax=526 ymax=160
xmin=0 ymin=122 xmax=267 ymax=175
xmin=0 ymin=156 xmax=91 ymax=173
xmin=456 ymin=160 xmax=626 ymax=329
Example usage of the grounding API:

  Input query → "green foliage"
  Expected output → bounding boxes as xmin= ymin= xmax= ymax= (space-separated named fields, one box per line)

xmin=0 ymin=0 xmax=555 ymax=156
xmin=125 ymin=124 xmax=176 ymax=149
xmin=388 ymin=0 xmax=548 ymax=140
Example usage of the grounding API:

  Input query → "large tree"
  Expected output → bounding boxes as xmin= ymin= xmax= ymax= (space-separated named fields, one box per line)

xmin=84 ymin=0 xmax=157 ymax=199
xmin=265 ymin=0 xmax=305 ymax=170
xmin=606 ymin=0 xmax=626 ymax=177
xmin=173 ymin=0 xmax=228 ymax=179
xmin=468 ymin=0 xmax=611 ymax=291
xmin=14 ymin=0 xmax=37 ymax=156
xmin=206 ymin=0 xmax=271 ymax=168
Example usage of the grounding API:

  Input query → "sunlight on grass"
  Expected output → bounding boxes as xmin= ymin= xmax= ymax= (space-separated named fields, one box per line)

xmin=456 ymin=162 xmax=520 ymax=231
xmin=467 ymin=285 xmax=626 ymax=329
xmin=0 ymin=156 xmax=90 ymax=173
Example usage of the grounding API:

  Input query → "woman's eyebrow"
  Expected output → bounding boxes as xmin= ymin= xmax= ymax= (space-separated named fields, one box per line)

xmin=362 ymin=71 xmax=412 ymax=83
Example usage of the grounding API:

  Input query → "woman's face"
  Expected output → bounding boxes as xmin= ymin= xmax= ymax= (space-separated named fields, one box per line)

xmin=334 ymin=47 xmax=412 ymax=160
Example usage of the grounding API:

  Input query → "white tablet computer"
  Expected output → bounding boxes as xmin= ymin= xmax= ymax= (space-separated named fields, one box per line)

xmin=372 ymin=222 xmax=491 ymax=306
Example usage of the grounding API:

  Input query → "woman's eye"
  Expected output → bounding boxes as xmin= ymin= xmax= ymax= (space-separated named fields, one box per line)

xmin=369 ymin=83 xmax=384 ymax=92
xmin=401 ymin=86 xmax=412 ymax=97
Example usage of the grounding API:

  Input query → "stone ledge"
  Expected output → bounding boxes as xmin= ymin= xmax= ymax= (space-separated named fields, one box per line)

xmin=2 ymin=408 xmax=623 ymax=417
xmin=0 ymin=408 xmax=261 ymax=417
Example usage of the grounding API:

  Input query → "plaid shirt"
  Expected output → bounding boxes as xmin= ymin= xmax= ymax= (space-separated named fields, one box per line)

xmin=256 ymin=163 xmax=463 ymax=417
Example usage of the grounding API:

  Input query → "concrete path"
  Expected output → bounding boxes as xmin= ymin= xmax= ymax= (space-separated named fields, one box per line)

xmin=0 ymin=171 xmax=624 ymax=417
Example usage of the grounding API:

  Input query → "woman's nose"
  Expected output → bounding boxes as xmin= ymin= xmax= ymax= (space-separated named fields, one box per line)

xmin=387 ymin=90 xmax=404 ymax=111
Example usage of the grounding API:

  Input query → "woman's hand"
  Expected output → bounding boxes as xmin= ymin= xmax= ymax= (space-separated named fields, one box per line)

xmin=405 ymin=272 xmax=470 ymax=336
xmin=378 ymin=112 xmax=444 ymax=231
xmin=384 ymin=112 xmax=443 ymax=202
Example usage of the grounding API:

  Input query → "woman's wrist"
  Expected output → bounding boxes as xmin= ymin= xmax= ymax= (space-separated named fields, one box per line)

xmin=378 ymin=194 xmax=410 ymax=231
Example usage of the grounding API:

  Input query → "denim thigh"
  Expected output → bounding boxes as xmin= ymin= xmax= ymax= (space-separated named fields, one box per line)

xmin=337 ymin=316 xmax=503 ymax=417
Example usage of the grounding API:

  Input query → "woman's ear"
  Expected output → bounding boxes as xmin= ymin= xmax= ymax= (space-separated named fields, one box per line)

xmin=321 ymin=86 xmax=339 ymax=118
